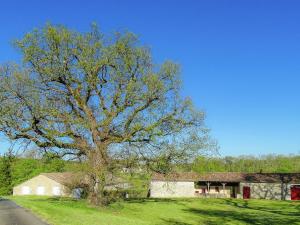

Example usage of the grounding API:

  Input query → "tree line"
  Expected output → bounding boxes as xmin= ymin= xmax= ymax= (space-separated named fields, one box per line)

xmin=190 ymin=154 xmax=300 ymax=173
xmin=1 ymin=152 xmax=299 ymax=196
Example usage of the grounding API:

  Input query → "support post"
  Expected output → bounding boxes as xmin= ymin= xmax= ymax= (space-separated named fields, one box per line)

xmin=222 ymin=183 xmax=226 ymax=196
xmin=206 ymin=182 xmax=211 ymax=194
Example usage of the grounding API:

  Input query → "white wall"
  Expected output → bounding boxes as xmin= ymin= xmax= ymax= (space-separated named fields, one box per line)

xmin=150 ymin=181 xmax=195 ymax=198
xmin=13 ymin=175 xmax=67 ymax=196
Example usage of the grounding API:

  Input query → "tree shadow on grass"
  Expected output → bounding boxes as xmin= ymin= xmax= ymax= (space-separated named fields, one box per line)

xmin=125 ymin=198 xmax=177 ymax=203
xmin=110 ymin=198 xmax=192 ymax=212
xmin=125 ymin=198 xmax=193 ymax=205
xmin=22 ymin=197 xmax=192 ymax=205
xmin=29 ymin=197 xmax=77 ymax=202
xmin=224 ymin=199 xmax=300 ymax=217
xmin=183 ymin=207 xmax=300 ymax=225
xmin=295 ymin=203 xmax=300 ymax=211
xmin=159 ymin=218 xmax=193 ymax=225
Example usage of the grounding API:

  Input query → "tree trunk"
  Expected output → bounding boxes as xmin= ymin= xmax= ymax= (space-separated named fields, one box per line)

xmin=88 ymin=147 xmax=109 ymax=206
xmin=89 ymin=172 xmax=107 ymax=206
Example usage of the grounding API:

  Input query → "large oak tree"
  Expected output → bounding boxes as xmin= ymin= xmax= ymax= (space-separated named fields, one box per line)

xmin=0 ymin=24 xmax=212 ymax=204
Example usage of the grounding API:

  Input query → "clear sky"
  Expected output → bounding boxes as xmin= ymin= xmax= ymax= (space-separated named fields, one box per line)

xmin=1 ymin=0 xmax=300 ymax=156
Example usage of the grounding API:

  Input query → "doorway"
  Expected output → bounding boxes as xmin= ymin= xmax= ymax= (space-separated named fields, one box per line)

xmin=231 ymin=186 xmax=237 ymax=198
xmin=243 ymin=186 xmax=250 ymax=199
xmin=291 ymin=186 xmax=300 ymax=200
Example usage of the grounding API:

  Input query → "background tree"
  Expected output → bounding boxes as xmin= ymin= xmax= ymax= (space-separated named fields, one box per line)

xmin=0 ymin=151 xmax=14 ymax=195
xmin=191 ymin=154 xmax=300 ymax=173
xmin=0 ymin=24 xmax=211 ymax=205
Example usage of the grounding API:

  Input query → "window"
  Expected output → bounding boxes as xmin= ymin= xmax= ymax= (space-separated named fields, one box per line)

xmin=22 ymin=186 xmax=30 ymax=195
xmin=36 ymin=186 xmax=45 ymax=195
xmin=201 ymin=188 xmax=206 ymax=193
xmin=53 ymin=186 xmax=61 ymax=196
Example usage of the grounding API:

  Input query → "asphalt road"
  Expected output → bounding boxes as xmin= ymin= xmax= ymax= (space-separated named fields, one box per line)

xmin=0 ymin=198 xmax=48 ymax=225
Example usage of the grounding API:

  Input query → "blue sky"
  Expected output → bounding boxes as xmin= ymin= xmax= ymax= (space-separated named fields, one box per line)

xmin=1 ymin=0 xmax=300 ymax=156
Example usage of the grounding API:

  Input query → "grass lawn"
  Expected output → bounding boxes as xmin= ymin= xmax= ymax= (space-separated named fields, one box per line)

xmin=7 ymin=196 xmax=300 ymax=225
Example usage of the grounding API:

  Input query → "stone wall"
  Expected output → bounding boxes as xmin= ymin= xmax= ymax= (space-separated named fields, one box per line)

xmin=150 ymin=181 xmax=300 ymax=200
xmin=150 ymin=181 xmax=195 ymax=198
xmin=240 ymin=182 xmax=292 ymax=200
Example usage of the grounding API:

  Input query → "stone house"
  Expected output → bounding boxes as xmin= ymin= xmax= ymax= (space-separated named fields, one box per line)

xmin=150 ymin=172 xmax=300 ymax=200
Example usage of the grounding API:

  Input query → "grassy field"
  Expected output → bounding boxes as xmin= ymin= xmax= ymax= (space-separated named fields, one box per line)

xmin=7 ymin=196 xmax=300 ymax=225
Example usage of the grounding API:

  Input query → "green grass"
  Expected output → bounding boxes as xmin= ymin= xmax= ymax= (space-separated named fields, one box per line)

xmin=7 ymin=196 xmax=300 ymax=225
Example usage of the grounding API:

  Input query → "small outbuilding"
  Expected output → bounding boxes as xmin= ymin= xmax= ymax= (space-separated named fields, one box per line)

xmin=13 ymin=172 xmax=83 ymax=197
xmin=13 ymin=172 xmax=131 ymax=198
xmin=150 ymin=172 xmax=300 ymax=200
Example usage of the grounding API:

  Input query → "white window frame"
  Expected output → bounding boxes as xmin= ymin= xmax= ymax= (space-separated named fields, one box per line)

xmin=36 ymin=186 xmax=45 ymax=195
xmin=52 ymin=186 xmax=61 ymax=196
xmin=22 ymin=186 xmax=30 ymax=195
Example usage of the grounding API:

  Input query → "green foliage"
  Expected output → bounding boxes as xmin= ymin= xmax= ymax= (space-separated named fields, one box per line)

xmin=41 ymin=152 xmax=66 ymax=172
xmin=123 ymin=172 xmax=151 ymax=198
xmin=191 ymin=154 xmax=300 ymax=173
xmin=0 ymin=153 xmax=14 ymax=195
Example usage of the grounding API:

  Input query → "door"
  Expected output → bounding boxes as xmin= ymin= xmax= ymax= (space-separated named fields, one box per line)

xmin=291 ymin=186 xmax=300 ymax=200
xmin=243 ymin=186 xmax=250 ymax=199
